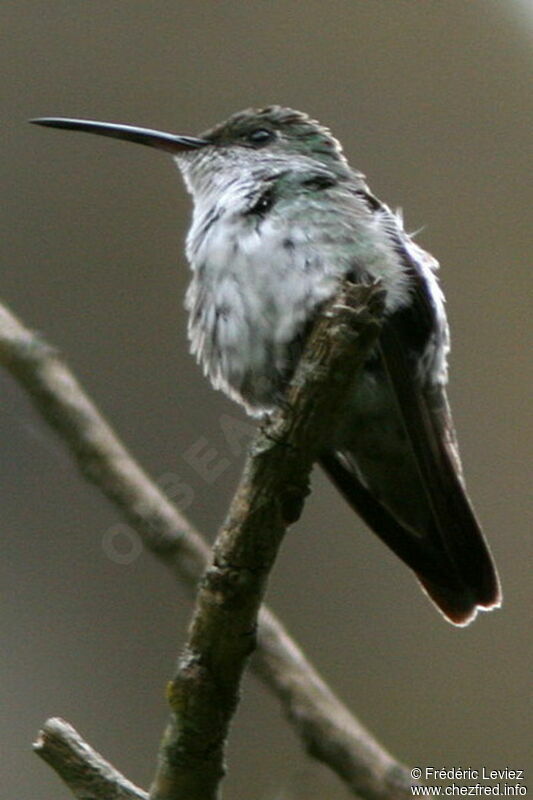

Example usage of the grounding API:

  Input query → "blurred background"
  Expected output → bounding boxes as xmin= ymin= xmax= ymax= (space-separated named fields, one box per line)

xmin=1 ymin=2 xmax=531 ymax=798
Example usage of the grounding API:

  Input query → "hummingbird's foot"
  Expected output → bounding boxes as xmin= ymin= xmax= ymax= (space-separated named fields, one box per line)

xmin=261 ymin=429 xmax=293 ymax=447
xmin=259 ymin=401 xmax=296 ymax=446
xmin=276 ymin=395 xmax=293 ymax=416
xmin=326 ymin=282 xmax=386 ymax=334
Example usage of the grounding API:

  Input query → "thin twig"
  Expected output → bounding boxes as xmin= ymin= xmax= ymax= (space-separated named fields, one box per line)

xmin=254 ymin=607 xmax=413 ymax=800
xmin=34 ymin=718 xmax=147 ymax=800
xmin=0 ymin=290 xmax=412 ymax=800
xmin=148 ymin=282 xmax=391 ymax=800
xmin=0 ymin=302 xmax=209 ymax=583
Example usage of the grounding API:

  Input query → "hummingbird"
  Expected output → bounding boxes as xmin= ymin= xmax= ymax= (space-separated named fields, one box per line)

xmin=31 ymin=106 xmax=501 ymax=625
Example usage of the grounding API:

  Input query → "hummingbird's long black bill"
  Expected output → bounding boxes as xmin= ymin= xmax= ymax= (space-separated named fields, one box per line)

xmin=30 ymin=118 xmax=209 ymax=154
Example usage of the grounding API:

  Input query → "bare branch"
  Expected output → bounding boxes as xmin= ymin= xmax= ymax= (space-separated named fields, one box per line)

xmin=0 ymin=291 xmax=412 ymax=799
xmin=148 ymin=282 xmax=392 ymax=800
xmin=34 ymin=718 xmax=147 ymax=800
xmin=0 ymin=302 xmax=211 ymax=578
xmin=254 ymin=607 xmax=413 ymax=800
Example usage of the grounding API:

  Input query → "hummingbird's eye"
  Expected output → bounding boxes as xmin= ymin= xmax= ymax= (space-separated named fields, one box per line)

xmin=247 ymin=128 xmax=275 ymax=146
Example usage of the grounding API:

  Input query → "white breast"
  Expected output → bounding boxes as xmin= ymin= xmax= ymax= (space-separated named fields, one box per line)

xmin=183 ymin=174 xmax=439 ymax=412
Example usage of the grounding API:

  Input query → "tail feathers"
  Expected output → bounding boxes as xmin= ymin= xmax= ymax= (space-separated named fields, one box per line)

xmin=371 ymin=321 xmax=501 ymax=623
xmin=415 ymin=571 xmax=501 ymax=627
xmin=416 ymin=574 xmax=478 ymax=626
xmin=320 ymin=451 xmax=501 ymax=626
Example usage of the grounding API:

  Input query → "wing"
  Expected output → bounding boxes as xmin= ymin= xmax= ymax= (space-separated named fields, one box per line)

xmin=377 ymin=321 xmax=500 ymax=621
xmin=323 ymin=192 xmax=501 ymax=624
xmin=320 ymin=451 xmax=489 ymax=624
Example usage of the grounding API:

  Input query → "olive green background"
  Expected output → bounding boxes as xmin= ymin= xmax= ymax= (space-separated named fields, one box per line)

xmin=1 ymin=2 xmax=531 ymax=798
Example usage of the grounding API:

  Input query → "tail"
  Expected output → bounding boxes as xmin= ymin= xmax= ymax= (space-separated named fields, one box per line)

xmin=378 ymin=323 xmax=500 ymax=623
xmin=320 ymin=451 xmax=501 ymax=625
xmin=415 ymin=575 xmax=483 ymax=626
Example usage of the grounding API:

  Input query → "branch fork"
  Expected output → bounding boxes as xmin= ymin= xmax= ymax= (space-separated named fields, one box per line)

xmin=0 ymin=281 xmax=414 ymax=799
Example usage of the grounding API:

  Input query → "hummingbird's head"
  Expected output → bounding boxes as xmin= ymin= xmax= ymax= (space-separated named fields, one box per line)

xmin=30 ymin=106 xmax=348 ymax=198
xmin=197 ymin=106 xmax=346 ymax=164
xmin=179 ymin=106 xmax=349 ymax=197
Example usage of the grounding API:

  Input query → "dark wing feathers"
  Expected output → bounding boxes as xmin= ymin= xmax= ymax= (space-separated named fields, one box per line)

xmin=378 ymin=322 xmax=500 ymax=612
xmin=321 ymin=446 xmax=485 ymax=625
xmin=323 ymin=194 xmax=500 ymax=623
xmin=320 ymin=451 xmax=470 ymax=588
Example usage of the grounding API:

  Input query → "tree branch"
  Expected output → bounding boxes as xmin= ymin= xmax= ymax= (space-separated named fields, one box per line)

xmin=0 ymin=287 xmax=412 ymax=800
xmin=254 ymin=607 xmax=412 ymax=800
xmin=148 ymin=281 xmax=393 ymax=800
xmin=0 ymin=300 xmax=209 ymax=584
xmin=33 ymin=718 xmax=147 ymax=800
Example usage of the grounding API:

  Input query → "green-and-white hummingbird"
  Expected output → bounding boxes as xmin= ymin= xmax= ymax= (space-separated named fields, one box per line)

xmin=31 ymin=106 xmax=501 ymax=625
